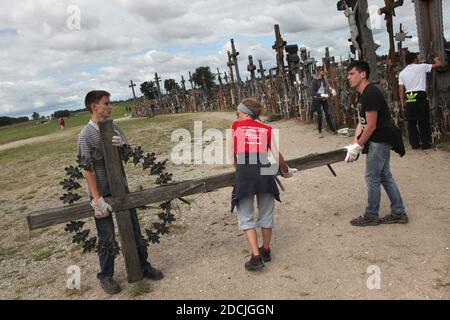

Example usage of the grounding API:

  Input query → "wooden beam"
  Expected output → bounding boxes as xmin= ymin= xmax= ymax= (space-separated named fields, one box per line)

xmin=99 ymin=120 xmax=143 ymax=283
xmin=27 ymin=149 xmax=346 ymax=230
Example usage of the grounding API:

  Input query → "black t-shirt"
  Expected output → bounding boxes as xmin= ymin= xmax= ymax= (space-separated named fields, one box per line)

xmin=358 ymin=83 xmax=392 ymax=143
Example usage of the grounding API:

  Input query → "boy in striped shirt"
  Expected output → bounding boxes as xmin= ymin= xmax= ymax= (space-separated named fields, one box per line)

xmin=78 ymin=90 xmax=163 ymax=295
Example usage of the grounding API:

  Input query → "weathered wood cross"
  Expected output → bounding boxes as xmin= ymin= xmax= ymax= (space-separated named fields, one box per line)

xmin=378 ymin=0 xmax=404 ymax=102
xmin=180 ymin=76 xmax=187 ymax=93
xmin=230 ymin=39 xmax=242 ymax=84
xmin=188 ymin=71 xmax=198 ymax=112
xmin=27 ymin=119 xmax=346 ymax=282
xmin=272 ymin=24 xmax=286 ymax=76
xmin=154 ymin=72 xmax=163 ymax=109
xmin=128 ymin=80 xmax=137 ymax=114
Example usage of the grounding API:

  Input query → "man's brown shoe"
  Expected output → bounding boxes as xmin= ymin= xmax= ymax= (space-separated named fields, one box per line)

xmin=379 ymin=213 xmax=409 ymax=224
xmin=350 ymin=216 xmax=380 ymax=227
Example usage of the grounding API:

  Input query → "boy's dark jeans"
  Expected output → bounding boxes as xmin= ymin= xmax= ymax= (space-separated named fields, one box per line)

xmin=94 ymin=207 xmax=150 ymax=280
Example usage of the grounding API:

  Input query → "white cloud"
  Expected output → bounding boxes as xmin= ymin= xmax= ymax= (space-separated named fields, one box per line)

xmin=0 ymin=0 xmax=442 ymax=117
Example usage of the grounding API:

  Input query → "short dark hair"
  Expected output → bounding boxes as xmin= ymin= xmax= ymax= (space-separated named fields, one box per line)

xmin=84 ymin=90 xmax=110 ymax=113
xmin=347 ymin=60 xmax=371 ymax=79
xmin=405 ymin=52 xmax=418 ymax=65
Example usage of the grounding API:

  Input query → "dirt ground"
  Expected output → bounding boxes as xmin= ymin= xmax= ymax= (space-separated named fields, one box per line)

xmin=0 ymin=112 xmax=449 ymax=300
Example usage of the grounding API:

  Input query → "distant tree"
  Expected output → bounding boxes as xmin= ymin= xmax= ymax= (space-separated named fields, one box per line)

xmin=31 ymin=112 xmax=40 ymax=120
xmin=192 ymin=67 xmax=216 ymax=89
xmin=164 ymin=79 xmax=179 ymax=93
xmin=53 ymin=110 xmax=71 ymax=118
xmin=17 ymin=116 xmax=29 ymax=123
xmin=0 ymin=116 xmax=29 ymax=127
xmin=140 ymin=81 xmax=157 ymax=100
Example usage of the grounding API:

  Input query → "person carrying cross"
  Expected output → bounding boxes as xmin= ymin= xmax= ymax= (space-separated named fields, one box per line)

xmin=77 ymin=90 xmax=163 ymax=295
xmin=344 ymin=61 xmax=407 ymax=227
xmin=229 ymin=98 xmax=297 ymax=271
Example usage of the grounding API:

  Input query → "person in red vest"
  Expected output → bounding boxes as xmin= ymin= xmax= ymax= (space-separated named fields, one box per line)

xmin=229 ymin=98 xmax=297 ymax=271
xmin=59 ymin=117 xmax=65 ymax=129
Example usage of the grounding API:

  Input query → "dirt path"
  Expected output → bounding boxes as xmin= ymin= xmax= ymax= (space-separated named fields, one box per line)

xmin=0 ymin=112 xmax=449 ymax=300
xmin=0 ymin=116 xmax=134 ymax=152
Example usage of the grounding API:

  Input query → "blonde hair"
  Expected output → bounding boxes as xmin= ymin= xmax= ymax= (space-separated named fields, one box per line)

xmin=241 ymin=98 xmax=264 ymax=119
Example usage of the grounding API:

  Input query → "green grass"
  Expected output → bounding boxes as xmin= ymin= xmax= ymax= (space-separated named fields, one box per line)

xmin=0 ymin=111 xmax=231 ymax=209
xmin=0 ymin=102 xmax=132 ymax=145
xmin=0 ymin=111 xmax=232 ymax=222
xmin=32 ymin=247 xmax=54 ymax=261
xmin=0 ymin=246 xmax=20 ymax=262
xmin=128 ymin=282 xmax=153 ymax=297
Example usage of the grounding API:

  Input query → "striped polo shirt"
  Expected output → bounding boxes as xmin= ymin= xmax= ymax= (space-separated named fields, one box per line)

xmin=77 ymin=120 xmax=129 ymax=197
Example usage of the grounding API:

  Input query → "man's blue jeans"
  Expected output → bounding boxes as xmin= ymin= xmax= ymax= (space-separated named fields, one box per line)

xmin=313 ymin=98 xmax=336 ymax=133
xmin=94 ymin=207 xmax=150 ymax=279
xmin=365 ymin=142 xmax=405 ymax=219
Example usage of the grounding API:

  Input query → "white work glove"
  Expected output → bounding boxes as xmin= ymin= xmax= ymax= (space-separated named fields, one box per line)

xmin=331 ymin=89 xmax=337 ymax=97
xmin=344 ymin=143 xmax=363 ymax=163
xmin=112 ymin=135 xmax=125 ymax=147
xmin=90 ymin=197 xmax=112 ymax=219
xmin=320 ymin=93 xmax=329 ymax=99
xmin=281 ymin=166 xmax=298 ymax=178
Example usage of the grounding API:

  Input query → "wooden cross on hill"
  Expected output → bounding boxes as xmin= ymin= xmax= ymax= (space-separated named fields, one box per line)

xmin=378 ymin=0 xmax=404 ymax=102
xmin=188 ymin=71 xmax=198 ymax=112
xmin=128 ymin=80 xmax=137 ymax=114
xmin=272 ymin=24 xmax=287 ymax=76
xmin=230 ymin=39 xmax=242 ymax=84
xmin=154 ymin=73 xmax=163 ymax=109
xmin=180 ymin=76 xmax=187 ymax=93
xmin=27 ymin=119 xmax=346 ymax=282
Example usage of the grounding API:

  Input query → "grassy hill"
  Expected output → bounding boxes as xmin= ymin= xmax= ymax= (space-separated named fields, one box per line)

xmin=0 ymin=101 xmax=134 ymax=145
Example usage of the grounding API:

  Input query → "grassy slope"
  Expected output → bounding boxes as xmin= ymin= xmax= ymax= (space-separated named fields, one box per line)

xmin=0 ymin=111 xmax=232 ymax=298
xmin=0 ymin=101 xmax=135 ymax=145
xmin=0 ymin=112 xmax=232 ymax=199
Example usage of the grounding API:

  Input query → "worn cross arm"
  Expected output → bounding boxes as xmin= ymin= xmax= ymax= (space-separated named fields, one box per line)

xmin=27 ymin=148 xmax=346 ymax=230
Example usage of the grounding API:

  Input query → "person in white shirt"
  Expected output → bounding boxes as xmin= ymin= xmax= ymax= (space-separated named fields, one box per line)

xmin=398 ymin=52 xmax=443 ymax=149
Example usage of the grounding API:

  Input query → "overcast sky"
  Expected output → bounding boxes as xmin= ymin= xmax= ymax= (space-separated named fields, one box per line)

xmin=1 ymin=0 xmax=449 ymax=117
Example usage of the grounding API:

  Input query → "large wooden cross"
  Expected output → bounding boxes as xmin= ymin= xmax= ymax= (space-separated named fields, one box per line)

xmin=216 ymin=68 xmax=227 ymax=111
xmin=180 ymin=76 xmax=187 ymax=93
xmin=188 ymin=71 xmax=198 ymax=112
xmin=378 ymin=0 xmax=404 ymax=102
xmin=154 ymin=72 xmax=163 ymax=109
xmin=27 ymin=120 xmax=346 ymax=282
xmin=272 ymin=24 xmax=286 ymax=76
xmin=230 ymin=39 xmax=242 ymax=84
xmin=128 ymin=80 xmax=138 ymax=114
xmin=337 ymin=0 xmax=380 ymax=82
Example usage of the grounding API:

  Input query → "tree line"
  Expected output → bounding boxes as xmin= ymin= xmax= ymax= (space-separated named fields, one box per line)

xmin=139 ymin=66 xmax=215 ymax=99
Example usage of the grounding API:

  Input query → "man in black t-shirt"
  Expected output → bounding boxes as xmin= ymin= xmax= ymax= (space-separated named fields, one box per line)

xmin=344 ymin=61 xmax=408 ymax=226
